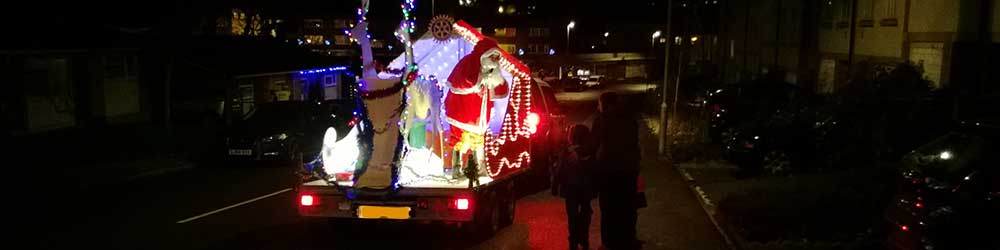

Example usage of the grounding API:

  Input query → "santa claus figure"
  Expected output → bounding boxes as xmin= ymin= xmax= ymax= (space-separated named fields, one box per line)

xmin=445 ymin=38 xmax=509 ymax=181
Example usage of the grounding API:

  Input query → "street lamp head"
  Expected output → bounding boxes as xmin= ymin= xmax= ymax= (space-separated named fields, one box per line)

xmin=604 ymin=32 xmax=609 ymax=37
xmin=567 ymin=21 xmax=575 ymax=29
xmin=652 ymin=31 xmax=661 ymax=38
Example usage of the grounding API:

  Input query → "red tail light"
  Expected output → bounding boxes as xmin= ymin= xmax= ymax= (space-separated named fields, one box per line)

xmin=453 ymin=198 xmax=470 ymax=210
xmin=300 ymin=195 xmax=316 ymax=206
xmin=900 ymin=225 xmax=909 ymax=231
xmin=525 ymin=112 xmax=540 ymax=135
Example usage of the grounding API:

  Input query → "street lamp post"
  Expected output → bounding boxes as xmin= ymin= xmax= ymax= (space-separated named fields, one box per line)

xmin=566 ymin=21 xmax=575 ymax=54
xmin=649 ymin=31 xmax=661 ymax=94
xmin=659 ymin=0 xmax=673 ymax=155
xmin=651 ymin=30 xmax=661 ymax=50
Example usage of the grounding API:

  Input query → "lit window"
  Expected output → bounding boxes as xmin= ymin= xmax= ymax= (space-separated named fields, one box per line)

xmin=459 ymin=0 xmax=477 ymax=7
xmin=230 ymin=9 xmax=246 ymax=35
xmin=493 ymin=27 xmax=517 ymax=37
xmin=304 ymin=35 xmax=324 ymax=45
xmin=498 ymin=43 xmax=516 ymax=53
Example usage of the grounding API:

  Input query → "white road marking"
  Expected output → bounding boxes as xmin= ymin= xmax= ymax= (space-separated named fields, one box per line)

xmin=176 ymin=188 xmax=292 ymax=224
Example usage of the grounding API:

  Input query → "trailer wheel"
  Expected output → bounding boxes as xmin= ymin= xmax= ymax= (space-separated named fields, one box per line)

xmin=463 ymin=192 xmax=501 ymax=240
xmin=481 ymin=192 xmax=502 ymax=235
xmin=499 ymin=187 xmax=516 ymax=227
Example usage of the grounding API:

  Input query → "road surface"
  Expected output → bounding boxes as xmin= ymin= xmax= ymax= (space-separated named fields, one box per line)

xmin=24 ymin=83 xmax=726 ymax=250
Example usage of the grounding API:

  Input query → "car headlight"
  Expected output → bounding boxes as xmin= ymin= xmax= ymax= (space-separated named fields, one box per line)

xmin=321 ymin=126 xmax=361 ymax=176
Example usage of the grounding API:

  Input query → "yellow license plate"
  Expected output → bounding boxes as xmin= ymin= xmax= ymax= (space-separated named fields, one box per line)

xmin=357 ymin=206 xmax=411 ymax=219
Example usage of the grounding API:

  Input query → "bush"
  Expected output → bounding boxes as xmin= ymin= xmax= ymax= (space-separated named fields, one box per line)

xmin=832 ymin=61 xmax=943 ymax=161
xmin=718 ymin=167 xmax=896 ymax=243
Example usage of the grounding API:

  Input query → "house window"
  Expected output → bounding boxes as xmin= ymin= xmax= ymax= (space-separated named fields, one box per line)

xmin=230 ymin=9 xmax=246 ymax=35
xmin=323 ymin=74 xmax=338 ymax=87
xmin=528 ymin=28 xmax=549 ymax=37
xmin=859 ymin=0 xmax=874 ymax=27
xmin=304 ymin=35 xmax=324 ymax=45
xmin=884 ymin=0 xmax=896 ymax=17
xmin=333 ymin=19 xmax=350 ymax=29
xmin=860 ymin=0 xmax=874 ymax=20
xmin=880 ymin=0 xmax=899 ymax=26
xmin=524 ymin=44 xmax=550 ymax=54
xmin=334 ymin=35 xmax=350 ymax=45
xmin=458 ymin=0 xmax=476 ymax=7
xmin=498 ymin=43 xmax=516 ymax=54
xmin=305 ymin=19 xmax=323 ymax=29
xmin=841 ymin=0 xmax=851 ymax=19
xmin=494 ymin=27 xmax=517 ymax=37
xmin=104 ymin=54 xmax=137 ymax=81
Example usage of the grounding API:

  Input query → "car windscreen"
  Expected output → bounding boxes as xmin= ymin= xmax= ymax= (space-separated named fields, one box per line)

xmin=241 ymin=103 xmax=303 ymax=128
xmin=907 ymin=132 xmax=991 ymax=181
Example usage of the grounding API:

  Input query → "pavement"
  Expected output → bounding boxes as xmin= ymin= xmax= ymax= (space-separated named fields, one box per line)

xmin=19 ymin=83 xmax=728 ymax=250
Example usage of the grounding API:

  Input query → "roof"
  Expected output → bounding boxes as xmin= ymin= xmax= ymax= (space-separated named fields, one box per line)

xmin=383 ymin=19 xmax=531 ymax=82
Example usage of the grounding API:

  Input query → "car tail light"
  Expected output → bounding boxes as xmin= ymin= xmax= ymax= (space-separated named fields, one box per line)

xmin=452 ymin=198 xmax=471 ymax=210
xmin=525 ymin=112 xmax=540 ymax=135
xmin=900 ymin=225 xmax=909 ymax=231
xmin=300 ymin=195 xmax=316 ymax=206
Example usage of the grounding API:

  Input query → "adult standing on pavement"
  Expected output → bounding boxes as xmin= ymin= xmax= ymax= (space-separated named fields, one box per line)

xmin=592 ymin=92 xmax=641 ymax=250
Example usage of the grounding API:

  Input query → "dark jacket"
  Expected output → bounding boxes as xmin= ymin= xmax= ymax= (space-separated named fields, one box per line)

xmin=591 ymin=109 xmax=641 ymax=174
xmin=552 ymin=145 xmax=598 ymax=200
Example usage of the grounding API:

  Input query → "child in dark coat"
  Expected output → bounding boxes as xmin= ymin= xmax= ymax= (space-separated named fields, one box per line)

xmin=552 ymin=124 xmax=598 ymax=250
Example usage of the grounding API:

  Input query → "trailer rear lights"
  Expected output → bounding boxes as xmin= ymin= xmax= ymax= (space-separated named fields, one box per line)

xmin=525 ymin=112 xmax=540 ymax=135
xmin=300 ymin=195 xmax=316 ymax=206
xmin=454 ymin=198 xmax=470 ymax=210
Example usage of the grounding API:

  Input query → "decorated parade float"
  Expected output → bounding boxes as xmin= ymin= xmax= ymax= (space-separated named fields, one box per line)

xmin=298 ymin=0 xmax=539 ymax=228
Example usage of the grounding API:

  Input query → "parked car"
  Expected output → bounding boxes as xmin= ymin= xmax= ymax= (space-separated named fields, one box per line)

xmin=562 ymin=68 xmax=602 ymax=92
xmin=521 ymin=78 xmax=569 ymax=194
xmin=706 ymin=85 xmax=742 ymax=142
xmin=224 ymin=101 xmax=317 ymax=165
xmin=884 ymin=119 xmax=998 ymax=250
xmin=714 ymin=81 xmax=827 ymax=175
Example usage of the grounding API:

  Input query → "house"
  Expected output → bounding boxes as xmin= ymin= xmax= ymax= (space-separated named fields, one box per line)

xmin=817 ymin=0 xmax=1000 ymax=94
xmin=1 ymin=31 xmax=155 ymax=135
xmin=228 ymin=65 xmax=356 ymax=116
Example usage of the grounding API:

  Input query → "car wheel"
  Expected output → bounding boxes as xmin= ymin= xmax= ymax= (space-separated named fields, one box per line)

xmin=763 ymin=149 xmax=792 ymax=175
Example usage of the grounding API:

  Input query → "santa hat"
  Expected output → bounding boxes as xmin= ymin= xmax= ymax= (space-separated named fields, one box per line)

xmin=447 ymin=38 xmax=503 ymax=92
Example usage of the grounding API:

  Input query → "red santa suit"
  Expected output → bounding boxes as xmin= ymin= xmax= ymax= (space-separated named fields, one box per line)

xmin=445 ymin=38 xmax=509 ymax=149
